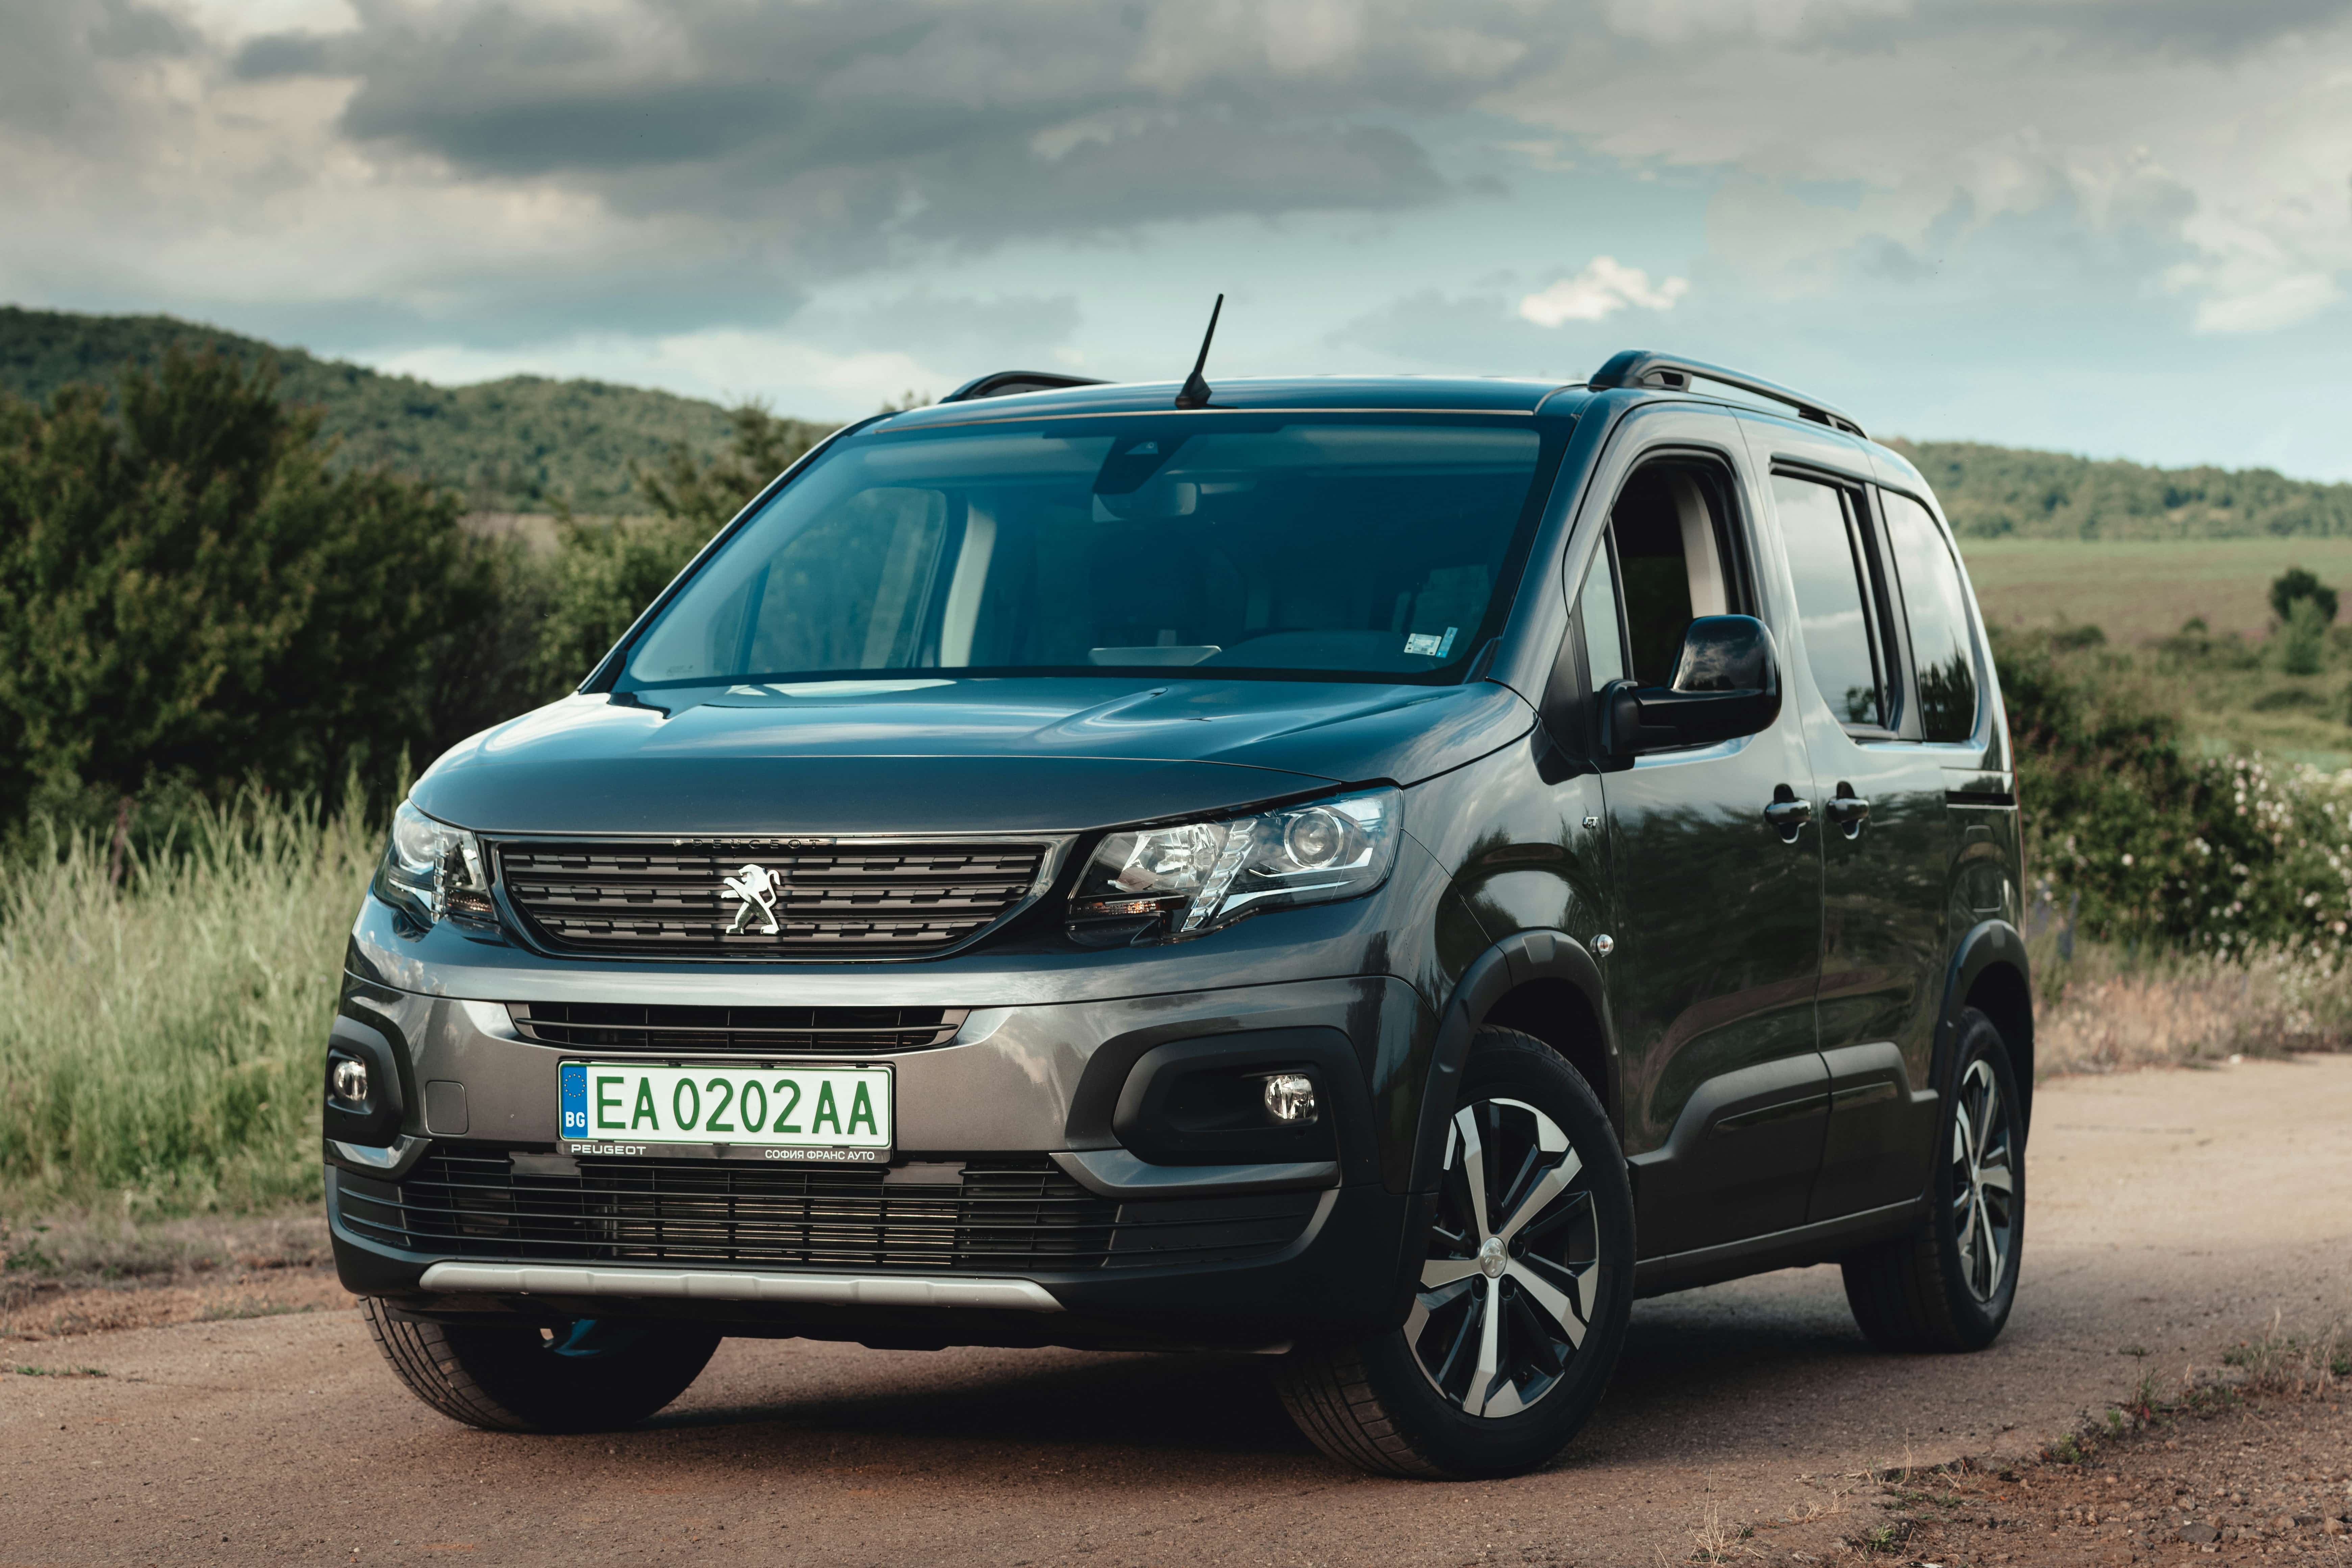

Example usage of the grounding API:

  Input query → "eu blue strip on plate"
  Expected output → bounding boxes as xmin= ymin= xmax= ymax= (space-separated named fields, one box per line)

xmin=559 ymin=1062 xmax=588 ymax=1137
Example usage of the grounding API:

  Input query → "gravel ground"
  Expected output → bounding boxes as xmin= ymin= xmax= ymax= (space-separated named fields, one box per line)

xmin=2 ymin=1053 xmax=2347 ymax=1568
xmin=1 ymin=1210 xmax=339 ymax=1340
xmin=1812 ymin=1386 xmax=2352 ymax=1565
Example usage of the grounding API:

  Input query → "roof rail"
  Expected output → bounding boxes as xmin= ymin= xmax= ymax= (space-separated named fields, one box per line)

xmin=940 ymin=370 xmax=1110 ymax=404
xmin=1587 ymin=350 xmax=1865 ymax=439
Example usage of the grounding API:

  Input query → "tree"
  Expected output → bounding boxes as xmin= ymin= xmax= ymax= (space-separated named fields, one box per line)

xmin=632 ymin=401 xmax=829 ymax=534
xmin=526 ymin=404 xmax=834 ymax=693
xmin=2269 ymin=566 xmax=2338 ymax=626
xmin=0 ymin=350 xmax=493 ymax=819
xmin=2281 ymin=597 xmax=2329 ymax=676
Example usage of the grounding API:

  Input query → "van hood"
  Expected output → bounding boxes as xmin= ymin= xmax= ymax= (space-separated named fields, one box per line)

xmin=410 ymin=676 xmax=1535 ymax=836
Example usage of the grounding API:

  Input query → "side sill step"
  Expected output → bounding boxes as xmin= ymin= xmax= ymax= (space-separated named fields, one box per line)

xmin=415 ymin=1262 xmax=1063 ymax=1313
xmin=1631 ymin=1197 xmax=1924 ymax=1299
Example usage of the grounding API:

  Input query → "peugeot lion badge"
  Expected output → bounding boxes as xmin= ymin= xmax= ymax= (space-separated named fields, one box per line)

xmin=722 ymin=862 xmax=782 ymax=934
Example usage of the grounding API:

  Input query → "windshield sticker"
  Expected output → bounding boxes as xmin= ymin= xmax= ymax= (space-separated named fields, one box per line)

xmin=1404 ymin=627 xmax=1459 ymax=658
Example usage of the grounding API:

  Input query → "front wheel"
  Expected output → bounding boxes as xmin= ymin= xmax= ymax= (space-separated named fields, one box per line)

xmin=363 ymin=1298 xmax=721 ymax=1432
xmin=1841 ymin=1007 xmax=2025 ymax=1352
xmin=1276 ymin=1027 xmax=1635 ymax=1478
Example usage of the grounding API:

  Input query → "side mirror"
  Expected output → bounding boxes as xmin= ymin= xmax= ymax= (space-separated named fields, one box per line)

xmin=1604 ymin=615 xmax=1783 ymax=754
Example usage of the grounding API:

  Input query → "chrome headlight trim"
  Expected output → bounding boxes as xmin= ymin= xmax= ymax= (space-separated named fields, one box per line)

xmin=1069 ymin=786 xmax=1401 ymax=941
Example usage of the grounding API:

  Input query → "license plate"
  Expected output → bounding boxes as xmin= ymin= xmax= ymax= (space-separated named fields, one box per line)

xmin=559 ymin=1062 xmax=892 ymax=1161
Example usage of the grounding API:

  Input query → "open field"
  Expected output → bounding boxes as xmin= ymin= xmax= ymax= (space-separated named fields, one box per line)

xmin=4 ymin=1054 xmax=2346 ymax=1567
xmin=1960 ymin=536 xmax=2352 ymax=646
xmin=1962 ymin=536 xmax=2352 ymax=768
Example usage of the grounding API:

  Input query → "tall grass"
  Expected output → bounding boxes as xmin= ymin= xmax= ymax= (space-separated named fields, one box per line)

xmin=0 ymin=788 xmax=377 ymax=1216
xmin=2033 ymin=935 xmax=2352 ymax=1076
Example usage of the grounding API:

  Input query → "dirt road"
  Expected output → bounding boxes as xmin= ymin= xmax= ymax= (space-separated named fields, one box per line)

xmin=7 ymin=1055 xmax=2350 ymax=1567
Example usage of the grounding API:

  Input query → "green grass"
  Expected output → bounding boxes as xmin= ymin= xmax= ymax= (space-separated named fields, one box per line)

xmin=6 ymin=1364 xmax=107 ymax=1378
xmin=0 ymin=791 xmax=378 ymax=1217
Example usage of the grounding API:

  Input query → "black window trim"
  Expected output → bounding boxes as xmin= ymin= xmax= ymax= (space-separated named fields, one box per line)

xmin=1769 ymin=461 xmax=1909 ymax=742
xmin=1873 ymin=481 xmax=1990 ymax=747
xmin=1594 ymin=446 xmax=1762 ymax=669
xmin=1555 ymin=446 xmax=1765 ymax=764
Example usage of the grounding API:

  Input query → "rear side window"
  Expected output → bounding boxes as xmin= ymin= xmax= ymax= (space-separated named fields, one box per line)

xmin=1772 ymin=473 xmax=1888 ymax=730
xmin=1880 ymin=490 xmax=1980 ymax=742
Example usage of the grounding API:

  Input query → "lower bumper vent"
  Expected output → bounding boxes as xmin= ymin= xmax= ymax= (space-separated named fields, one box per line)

xmin=339 ymin=1151 xmax=1316 ymax=1274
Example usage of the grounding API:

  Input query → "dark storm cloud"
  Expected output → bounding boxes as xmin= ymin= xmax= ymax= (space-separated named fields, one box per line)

xmin=14 ymin=0 xmax=2351 ymax=356
xmin=1931 ymin=0 xmax=2352 ymax=61
xmin=2 ymin=0 xmax=187 ymax=141
xmin=215 ymin=0 xmax=2352 ymax=259
xmin=191 ymin=0 xmax=2352 ymax=263
xmin=229 ymin=0 xmax=1526 ymax=251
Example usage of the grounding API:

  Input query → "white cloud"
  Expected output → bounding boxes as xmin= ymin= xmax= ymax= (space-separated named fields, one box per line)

xmin=365 ymin=330 xmax=955 ymax=419
xmin=1518 ymin=257 xmax=1689 ymax=326
xmin=1487 ymin=6 xmax=2352 ymax=334
xmin=2179 ymin=269 xmax=2344 ymax=335
xmin=176 ymin=0 xmax=356 ymax=44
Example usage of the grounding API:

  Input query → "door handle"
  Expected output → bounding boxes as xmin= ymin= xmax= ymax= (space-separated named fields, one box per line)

xmin=1827 ymin=784 xmax=1871 ymax=839
xmin=1763 ymin=789 xmax=1813 ymax=841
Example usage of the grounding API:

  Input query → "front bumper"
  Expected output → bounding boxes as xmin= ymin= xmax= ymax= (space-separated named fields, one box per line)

xmin=326 ymin=960 xmax=1436 ymax=1348
xmin=331 ymin=1166 xmax=1410 ymax=1350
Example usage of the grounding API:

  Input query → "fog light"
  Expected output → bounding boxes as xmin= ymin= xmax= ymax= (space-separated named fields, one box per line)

xmin=1263 ymin=1073 xmax=1317 ymax=1124
xmin=332 ymin=1056 xmax=370 ymax=1106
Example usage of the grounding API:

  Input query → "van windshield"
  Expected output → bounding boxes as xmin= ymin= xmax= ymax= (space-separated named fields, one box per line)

xmin=617 ymin=414 xmax=1557 ymax=690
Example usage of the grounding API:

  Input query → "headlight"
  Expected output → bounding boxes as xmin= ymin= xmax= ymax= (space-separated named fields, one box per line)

xmin=373 ymin=800 xmax=494 ymax=927
xmin=1070 ymin=787 xmax=1400 ymax=941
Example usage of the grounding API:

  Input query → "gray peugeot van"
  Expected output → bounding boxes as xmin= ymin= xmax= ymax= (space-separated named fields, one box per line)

xmin=326 ymin=351 xmax=2030 ymax=1479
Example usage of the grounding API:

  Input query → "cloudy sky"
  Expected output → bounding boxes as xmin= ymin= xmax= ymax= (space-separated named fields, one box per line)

xmin=8 ymin=0 xmax=2352 ymax=475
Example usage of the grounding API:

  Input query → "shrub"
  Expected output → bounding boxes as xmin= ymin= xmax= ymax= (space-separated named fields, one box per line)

xmin=0 ymin=350 xmax=495 ymax=818
xmin=2281 ymin=596 xmax=2329 ymax=675
xmin=2270 ymin=566 xmax=2339 ymax=626
xmin=523 ymin=402 xmax=829 ymax=693
xmin=526 ymin=513 xmax=707 ymax=695
xmin=1998 ymin=625 xmax=2352 ymax=951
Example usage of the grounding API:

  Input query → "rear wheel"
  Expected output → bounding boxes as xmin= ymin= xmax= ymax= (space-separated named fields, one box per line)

xmin=1276 ymin=1027 xmax=1634 ymax=1478
xmin=363 ymin=1297 xmax=721 ymax=1432
xmin=1841 ymin=1007 xmax=2024 ymax=1352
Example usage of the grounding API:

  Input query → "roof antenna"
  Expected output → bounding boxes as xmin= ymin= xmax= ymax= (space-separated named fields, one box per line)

xmin=1174 ymin=293 xmax=1224 ymax=409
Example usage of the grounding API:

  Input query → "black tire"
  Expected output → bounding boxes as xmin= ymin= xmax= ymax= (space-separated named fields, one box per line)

xmin=1842 ymin=1007 xmax=2025 ymax=1353
xmin=362 ymin=1298 xmax=721 ymax=1432
xmin=1276 ymin=1027 xmax=1635 ymax=1479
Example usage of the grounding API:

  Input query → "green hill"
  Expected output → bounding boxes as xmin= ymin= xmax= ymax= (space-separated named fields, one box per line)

xmin=1892 ymin=439 xmax=2352 ymax=540
xmin=0 ymin=306 xmax=737 ymax=513
xmin=11 ymin=305 xmax=2352 ymax=532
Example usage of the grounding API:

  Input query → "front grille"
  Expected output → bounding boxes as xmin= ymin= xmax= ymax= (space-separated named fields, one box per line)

xmin=509 ymin=1002 xmax=966 ymax=1055
xmin=496 ymin=839 xmax=1051 ymax=957
xmin=340 ymin=1152 xmax=1318 ymax=1274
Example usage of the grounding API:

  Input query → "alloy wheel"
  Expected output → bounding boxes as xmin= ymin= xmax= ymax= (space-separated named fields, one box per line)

xmin=1407 ymin=1096 xmax=1600 ymax=1418
xmin=1951 ymin=1056 xmax=2016 ymax=1302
